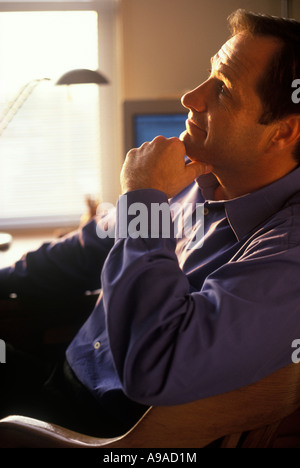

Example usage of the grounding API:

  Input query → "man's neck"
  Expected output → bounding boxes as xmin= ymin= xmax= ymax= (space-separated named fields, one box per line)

xmin=213 ymin=160 xmax=299 ymax=201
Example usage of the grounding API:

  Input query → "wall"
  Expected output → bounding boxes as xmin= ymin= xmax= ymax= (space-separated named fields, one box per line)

xmin=120 ymin=0 xmax=300 ymax=101
xmin=291 ymin=0 xmax=300 ymax=18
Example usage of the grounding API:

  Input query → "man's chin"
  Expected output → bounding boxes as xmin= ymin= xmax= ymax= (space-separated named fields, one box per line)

xmin=180 ymin=131 xmax=203 ymax=160
xmin=180 ymin=132 xmax=213 ymax=172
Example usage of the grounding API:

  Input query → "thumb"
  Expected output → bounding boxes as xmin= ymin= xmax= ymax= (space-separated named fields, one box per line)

xmin=184 ymin=161 xmax=212 ymax=182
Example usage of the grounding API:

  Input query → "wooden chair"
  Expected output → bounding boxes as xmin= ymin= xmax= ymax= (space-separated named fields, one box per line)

xmin=0 ymin=296 xmax=300 ymax=448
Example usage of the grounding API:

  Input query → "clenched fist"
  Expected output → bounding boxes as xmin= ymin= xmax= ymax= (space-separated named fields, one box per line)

xmin=121 ymin=136 xmax=209 ymax=199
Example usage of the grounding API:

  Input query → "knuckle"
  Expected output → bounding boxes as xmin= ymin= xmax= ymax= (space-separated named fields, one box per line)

xmin=126 ymin=148 xmax=134 ymax=156
xmin=168 ymin=137 xmax=184 ymax=152
xmin=126 ymin=148 xmax=137 ymax=159
xmin=168 ymin=136 xmax=181 ymax=146
xmin=152 ymin=135 xmax=166 ymax=146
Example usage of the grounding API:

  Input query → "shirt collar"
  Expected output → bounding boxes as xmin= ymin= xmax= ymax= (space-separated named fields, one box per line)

xmin=196 ymin=166 xmax=300 ymax=241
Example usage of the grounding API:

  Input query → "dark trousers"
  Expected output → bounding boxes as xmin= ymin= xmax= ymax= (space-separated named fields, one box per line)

xmin=0 ymin=343 xmax=148 ymax=438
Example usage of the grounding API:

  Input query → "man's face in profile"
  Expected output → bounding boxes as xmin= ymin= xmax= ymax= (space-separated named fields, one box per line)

xmin=180 ymin=33 xmax=281 ymax=176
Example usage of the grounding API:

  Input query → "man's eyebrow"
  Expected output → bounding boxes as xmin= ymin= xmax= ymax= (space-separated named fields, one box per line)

xmin=209 ymin=55 xmax=236 ymax=88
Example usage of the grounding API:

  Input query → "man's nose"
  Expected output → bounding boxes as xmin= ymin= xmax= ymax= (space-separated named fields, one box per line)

xmin=181 ymin=82 xmax=208 ymax=113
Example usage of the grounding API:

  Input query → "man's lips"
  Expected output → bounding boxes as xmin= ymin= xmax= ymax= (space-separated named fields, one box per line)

xmin=186 ymin=119 xmax=207 ymax=135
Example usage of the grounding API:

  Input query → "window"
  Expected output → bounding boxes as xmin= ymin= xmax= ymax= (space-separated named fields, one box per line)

xmin=0 ymin=1 xmax=120 ymax=229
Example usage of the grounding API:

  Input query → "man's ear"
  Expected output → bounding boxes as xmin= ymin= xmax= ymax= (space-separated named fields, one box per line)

xmin=268 ymin=114 xmax=300 ymax=153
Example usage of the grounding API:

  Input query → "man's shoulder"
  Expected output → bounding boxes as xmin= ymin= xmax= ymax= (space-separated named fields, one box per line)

xmin=274 ymin=190 xmax=300 ymax=245
xmin=242 ymin=193 xmax=300 ymax=259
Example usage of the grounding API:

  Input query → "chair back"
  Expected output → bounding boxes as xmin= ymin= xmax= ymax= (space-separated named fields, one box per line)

xmin=1 ymin=363 xmax=300 ymax=447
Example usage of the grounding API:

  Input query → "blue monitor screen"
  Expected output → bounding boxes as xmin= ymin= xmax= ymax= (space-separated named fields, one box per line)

xmin=134 ymin=113 xmax=187 ymax=147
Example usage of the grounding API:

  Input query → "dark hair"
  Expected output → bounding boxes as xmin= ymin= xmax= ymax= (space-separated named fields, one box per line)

xmin=228 ymin=9 xmax=300 ymax=162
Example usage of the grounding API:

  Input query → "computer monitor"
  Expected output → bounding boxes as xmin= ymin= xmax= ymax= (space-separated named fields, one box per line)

xmin=123 ymin=99 xmax=188 ymax=155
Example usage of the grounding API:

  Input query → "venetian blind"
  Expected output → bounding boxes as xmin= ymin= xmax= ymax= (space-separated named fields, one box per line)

xmin=0 ymin=10 xmax=102 ymax=229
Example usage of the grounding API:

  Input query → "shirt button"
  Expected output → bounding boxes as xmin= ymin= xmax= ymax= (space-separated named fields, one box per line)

xmin=204 ymin=207 xmax=209 ymax=216
xmin=94 ymin=341 xmax=101 ymax=349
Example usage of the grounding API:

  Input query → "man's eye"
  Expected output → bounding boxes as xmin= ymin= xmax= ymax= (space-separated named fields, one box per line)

xmin=218 ymin=82 xmax=227 ymax=96
xmin=208 ymin=70 xmax=229 ymax=97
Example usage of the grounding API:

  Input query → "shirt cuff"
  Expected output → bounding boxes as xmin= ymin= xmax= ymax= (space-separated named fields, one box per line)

xmin=115 ymin=189 xmax=174 ymax=242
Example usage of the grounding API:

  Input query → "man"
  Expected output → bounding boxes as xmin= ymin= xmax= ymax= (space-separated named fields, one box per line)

xmin=1 ymin=9 xmax=300 ymax=437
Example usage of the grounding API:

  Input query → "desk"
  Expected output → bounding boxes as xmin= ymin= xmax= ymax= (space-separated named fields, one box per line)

xmin=0 ymin=230 xmax=55 ymax=269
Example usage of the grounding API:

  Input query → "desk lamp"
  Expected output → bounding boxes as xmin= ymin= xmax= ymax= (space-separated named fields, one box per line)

xmin=0 ymin=69 xmax=109 ymax=250
xmin=55 ymin=69 xmax=109 ymax=86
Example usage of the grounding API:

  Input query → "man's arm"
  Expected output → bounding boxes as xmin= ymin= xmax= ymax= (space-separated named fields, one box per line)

xmin=100 ymin=136 xmax=300 ymax=406
xmin=0 ymin=217 xmax=114 ymax=299
xmin=102 ymin=192 xmax=300 ymax=406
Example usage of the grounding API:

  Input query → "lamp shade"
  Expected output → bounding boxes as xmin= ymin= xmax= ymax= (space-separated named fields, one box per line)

xmin=56 ymin=69 xmax=109 ymax=85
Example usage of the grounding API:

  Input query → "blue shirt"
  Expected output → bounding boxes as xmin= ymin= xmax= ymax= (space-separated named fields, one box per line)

xmin=1 ymin=168 xmax=300 ymax=407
